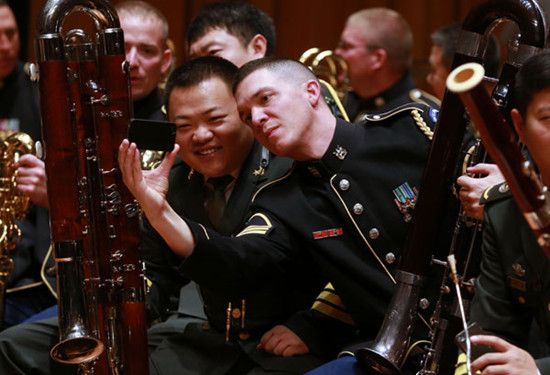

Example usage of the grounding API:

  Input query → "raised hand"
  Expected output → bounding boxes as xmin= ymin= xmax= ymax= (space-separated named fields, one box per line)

xmin=118 ymin=139 xmax=179 ymax=219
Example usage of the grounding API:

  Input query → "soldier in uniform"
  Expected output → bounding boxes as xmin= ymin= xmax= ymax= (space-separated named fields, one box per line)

xmin=463 ymin=50 xmax=550 ymax=375
xmin=145 ymin=57 xmax=328 ymax=374
xmin=0 ymin=0 xmax=55 ymax=328
xmin=119 ymin=56 xmax=440 ymax=374
xmin=334 ymin=7 xmax=439 ymax=122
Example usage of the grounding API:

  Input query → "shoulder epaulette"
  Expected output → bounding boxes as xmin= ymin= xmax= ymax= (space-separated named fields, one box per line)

xmin=363 ymin=103 xmax=435 ymax=141
xmin=480 ymin=181 xmax=512 ymax=205
xmin=409 ymin=88 xmax=441 ymax=109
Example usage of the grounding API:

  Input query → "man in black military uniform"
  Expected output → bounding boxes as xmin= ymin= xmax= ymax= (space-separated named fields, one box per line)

xmin=0 ymin=56 xmax=329 ymax=375
xmin=334 ymin=7 xmax=439 ymax=122
xmin=117 ymin=0 xmax=173 ymax=122
xmin=0 ymin=0 xmax=55 ymax=328
xmin=145 ymin=57 xmax=327 ymax=375
xmin=462 ymin=51 xmax=550 ymax=375
xmin=118 ymin=57 xmax=439 ymax=374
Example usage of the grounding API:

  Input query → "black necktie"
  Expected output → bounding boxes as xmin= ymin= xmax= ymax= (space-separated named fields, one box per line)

xmin=204 ymin=175 xmax=234 ymax=229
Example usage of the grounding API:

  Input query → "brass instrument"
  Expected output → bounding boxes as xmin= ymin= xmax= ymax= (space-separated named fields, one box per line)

xmin=300 ymin=48 xmax=350 ymax=121
xmin=0 ymin=132 xmax=35 ymax=327
xmin=356 ymin=1 xmax=546 ymax=373
xmin=35 ymin=0 xmax=148 ymax=373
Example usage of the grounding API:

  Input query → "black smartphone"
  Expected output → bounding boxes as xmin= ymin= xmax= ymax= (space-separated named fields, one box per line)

xmin=127 ymin=119 xmax=176 ymax=151
xmin=454 ymin=322 xmax=497 ymax=360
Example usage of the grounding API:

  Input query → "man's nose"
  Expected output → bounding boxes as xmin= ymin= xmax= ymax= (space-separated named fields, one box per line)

xmin=251 ymin=107 xmax=267 ymax=127
xmin=126 ymin=47 xmax=138 ymax=67
xmin=193 ymin=125 xmax=213 ymax=143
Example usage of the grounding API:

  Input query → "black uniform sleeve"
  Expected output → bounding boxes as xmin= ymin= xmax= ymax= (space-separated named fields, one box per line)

xmin=140 ymin=215 xmax=190 ymax=323
xmin=179 ymin=212 xmax=302 ymax=298
xmin=284 ymin=308 xmax=358 ymax=357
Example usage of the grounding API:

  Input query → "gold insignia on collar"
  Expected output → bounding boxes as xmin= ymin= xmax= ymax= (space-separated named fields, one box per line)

xmin=187 ymin=168 xmax=195 ymax=180
xmin=253 ymin=166 xmax=265 ymax=176
xmin=333 ymin=145 xmax=348 ymax=160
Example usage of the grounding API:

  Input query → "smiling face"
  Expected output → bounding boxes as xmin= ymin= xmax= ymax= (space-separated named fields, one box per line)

xmin=120 ymin=14 xmax=171 ymax=101
xmin=189 ymin=28 xmax=261 ymax=67
xmin=235 ymin=68 xmax=316 ymax=160
xmin=168 ymin=77 xmax=254 ymax=178
xmin=0 ymin=5 xmax=19 ymax=80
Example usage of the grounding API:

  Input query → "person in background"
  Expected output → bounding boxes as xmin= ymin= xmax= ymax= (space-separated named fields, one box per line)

xmin=0 ymin=0 xmax=55 ymax=329
xmin=334 ymin=7 xmax=439 ymax=122
xmin=460 ymin=49 xmax=550 ymax=375
xmin=426 ymin=22 xmax=504 ymax=221
xmin=118 ymin=56 xmax=439 ymax=375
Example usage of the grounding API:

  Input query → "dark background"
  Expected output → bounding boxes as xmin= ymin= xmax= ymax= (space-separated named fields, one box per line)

xmin=12 ymin=0 xmax=550 ymax=95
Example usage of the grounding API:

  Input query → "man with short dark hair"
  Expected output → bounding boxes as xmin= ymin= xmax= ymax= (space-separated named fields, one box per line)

xmin=463 ymin=50 xmax=550 ymax=375
xmin=119 ymin=56 xmax=439 ymax=375
xmin=187 ymin=1 xmax=275 ymax=67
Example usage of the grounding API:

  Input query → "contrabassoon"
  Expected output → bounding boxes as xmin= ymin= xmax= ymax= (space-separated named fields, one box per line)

xmin=448 ymin=62 xmax=550 ymax=256
xmin=356 ymin=1 xmax=546 ymax=373
xmin=35 ymin=0 xmax=148 ymax=373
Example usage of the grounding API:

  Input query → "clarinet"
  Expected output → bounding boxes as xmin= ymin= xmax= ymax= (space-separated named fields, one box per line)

xmin=35 ymin=0 xmax=148 ymax=373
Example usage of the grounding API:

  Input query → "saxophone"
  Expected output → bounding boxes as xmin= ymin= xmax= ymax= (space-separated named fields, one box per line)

xmin=356 ymin=1 xmax=546 ymax=373
xmin=0 ymin=132 xmax=35 ymax=327
xmin=35 ymin=0 xmax=148 ymax=373
xmin=299 ymin=48 xmax=350 ymax=121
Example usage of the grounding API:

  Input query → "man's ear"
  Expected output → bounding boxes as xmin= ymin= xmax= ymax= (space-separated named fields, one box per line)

xmin=305 ymin=79 xmax=322 ymax=107
xmin=160 ymin=41 xmax=174 ymax=77
xmin=370 ymin=48 xmax=386 ymax=71
xmin=247 ymin=34 xmax=268 ymax=59
xmin=510 ymin=108 xmax=526 ymax=143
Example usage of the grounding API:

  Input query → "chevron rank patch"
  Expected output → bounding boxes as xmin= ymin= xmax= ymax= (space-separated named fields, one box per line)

xmin=236 ymin=213 xmax=273 ymax=237
xmin=311 ymin=283 xmax=355 ymax=326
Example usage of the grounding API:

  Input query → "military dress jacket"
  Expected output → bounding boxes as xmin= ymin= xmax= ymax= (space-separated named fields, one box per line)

xmin=470 ymin=186 xmax=550 ymax=374
xmin=143 ymin=141 xmax=328 ymax=374
xmin=345 ymin=73 xmax=440 ymax=122
xmin=181 ymin=103 xmax=438 ymax=347
xmin=133 ymin=87 xmax=165 ymax=121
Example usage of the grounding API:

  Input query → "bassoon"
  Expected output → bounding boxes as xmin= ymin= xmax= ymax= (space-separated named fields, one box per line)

xmin=35 ymin=0 xmax=148 ymax=373
xmin=448 ymin=62 xmax=550 ymax=256
xmin=356 ymin=1 xmax=546 ymax=373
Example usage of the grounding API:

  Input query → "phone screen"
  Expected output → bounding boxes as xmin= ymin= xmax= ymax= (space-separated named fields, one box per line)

xmin=127 ymin=119 xmax=176 ymax=151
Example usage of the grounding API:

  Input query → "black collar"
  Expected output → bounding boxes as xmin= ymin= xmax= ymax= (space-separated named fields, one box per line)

xmin=297 ymin=118 xmax=355 ymax=178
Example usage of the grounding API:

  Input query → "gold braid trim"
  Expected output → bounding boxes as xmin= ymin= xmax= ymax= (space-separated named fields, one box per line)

xmin=411 ymin=109 xmax=433 ymax=141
